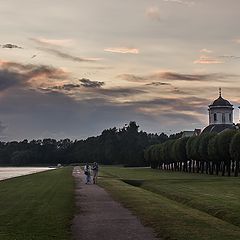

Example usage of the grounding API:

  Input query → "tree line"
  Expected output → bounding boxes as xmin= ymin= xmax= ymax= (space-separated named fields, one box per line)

xmin=0 ymin=122 xmax=174 ymax=167
xmin=144 ymin=129 xmax=240 ymax=177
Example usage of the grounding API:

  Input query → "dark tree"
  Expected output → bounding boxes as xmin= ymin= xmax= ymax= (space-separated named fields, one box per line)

xmin=217 ymin=130 xmax=236 ymax=176
xmin=230 ymin=132 xmax=240 ymax=177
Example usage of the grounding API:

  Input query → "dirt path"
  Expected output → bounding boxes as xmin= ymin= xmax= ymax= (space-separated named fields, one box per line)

xmin=72 ymin=166 xmax=159 ymax=240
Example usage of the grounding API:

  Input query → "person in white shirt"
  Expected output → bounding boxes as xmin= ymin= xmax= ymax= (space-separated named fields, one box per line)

xmin=84 ymin=163 xmax=91 ymax=184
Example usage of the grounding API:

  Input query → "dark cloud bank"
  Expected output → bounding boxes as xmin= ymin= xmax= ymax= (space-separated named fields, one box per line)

xmin=0 ymin=60 xmax=209 ymax=140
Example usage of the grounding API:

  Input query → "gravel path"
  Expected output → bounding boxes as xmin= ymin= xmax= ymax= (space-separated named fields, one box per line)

xmin=72 ymin=166 xmax=159 ymax=240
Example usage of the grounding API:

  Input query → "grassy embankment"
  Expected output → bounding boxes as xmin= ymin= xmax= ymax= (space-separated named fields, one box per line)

xmin=99 ymin=166 xmax=240 ymax=240
xmin=0 ymin=167 xmax=74 ymax=240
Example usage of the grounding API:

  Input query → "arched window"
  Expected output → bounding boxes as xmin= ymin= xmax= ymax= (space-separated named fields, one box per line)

xmin=214 ymin=113 xmax=217 ymax=122
xmin=222 ymin=113 xmax=225 ymax=123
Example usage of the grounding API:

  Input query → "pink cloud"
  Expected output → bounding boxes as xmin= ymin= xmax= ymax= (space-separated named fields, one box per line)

xmin=200 ymin=49 xmax=213 ymax=53
xmin=163 ymin=0 xmax=195 ymax=6
xmin=30 ymin=37 xmax=74 ymax=47
xmin=233 ymin=39 xmax=240 ymax=44
xmin=104 ymin=47 xmax=139 ymax=54
xmin=194 ymin=55 xmax=223 ymax=64
xmin=146 ymin=7 xmax=161 ymax=21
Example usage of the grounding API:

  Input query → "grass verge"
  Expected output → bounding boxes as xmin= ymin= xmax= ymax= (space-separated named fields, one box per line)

xmin=0 ymin=167 xmax=74 ymax=240
xmin=99 ymin=166 xmax=240 ymax=240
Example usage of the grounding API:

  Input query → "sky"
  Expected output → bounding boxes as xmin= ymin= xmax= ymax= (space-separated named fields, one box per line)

xmin=0 ymin=0 xmax=240 ymax=141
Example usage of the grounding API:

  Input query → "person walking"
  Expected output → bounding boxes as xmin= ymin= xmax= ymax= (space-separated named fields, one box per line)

xmin=84 ymin=163 xmax=91 ymax=184
xmin=92 ymin=162 xmax=99 ymax=184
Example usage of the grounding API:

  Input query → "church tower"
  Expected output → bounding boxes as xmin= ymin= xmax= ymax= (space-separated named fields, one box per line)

xmin=208 ymin=88 xmax=234 ymax=125
xmin=202 ymin=89 xmax=236 ymax=134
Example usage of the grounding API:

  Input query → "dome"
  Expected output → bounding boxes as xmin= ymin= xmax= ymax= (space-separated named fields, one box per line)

xmin=201 ymin=124 xmax=236 ymax=134
xmin=210 ymin=96 xmax=232 ymax=107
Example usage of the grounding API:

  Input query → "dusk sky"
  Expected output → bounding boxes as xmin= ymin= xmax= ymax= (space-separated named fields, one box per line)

xmin=0 ymin=0 xmax=240 ymax=141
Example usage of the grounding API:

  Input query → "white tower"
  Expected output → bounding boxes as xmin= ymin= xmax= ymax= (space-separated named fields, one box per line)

xmin=208 ymin=88 xmax=234 ymax=125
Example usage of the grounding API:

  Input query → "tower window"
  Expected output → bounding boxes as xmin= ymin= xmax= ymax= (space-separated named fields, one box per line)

xmin=229 ymin=113 xmax=232 ymax=122
xmin=222 ymin=113 xmax=225 ymax=123
xmin=214 ymin=113 xmax=217 ymax=122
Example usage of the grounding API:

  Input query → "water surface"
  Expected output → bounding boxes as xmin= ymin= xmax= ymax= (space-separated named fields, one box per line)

xmin=0 ymin=167 xmax=54 ymax=181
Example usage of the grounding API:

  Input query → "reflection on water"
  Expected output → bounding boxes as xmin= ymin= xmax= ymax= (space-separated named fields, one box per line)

xmin=0 ymin=167 xmax=54 ymax=181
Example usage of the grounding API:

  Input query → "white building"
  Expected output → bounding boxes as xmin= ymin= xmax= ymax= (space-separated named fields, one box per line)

xmin=202 ymin=89 xmax=236 ymax=134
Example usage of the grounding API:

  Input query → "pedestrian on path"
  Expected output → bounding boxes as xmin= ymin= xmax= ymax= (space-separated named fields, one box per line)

xmin=92 ymin=162 xmax=99 ymax=184
xmin=84 ymin=163 xmax=91 ymax=184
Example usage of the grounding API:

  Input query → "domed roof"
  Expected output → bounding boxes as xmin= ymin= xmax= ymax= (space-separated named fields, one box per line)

xmin=201 ymin=124 xmax=236 ymax=134
xmin=210 ymin=96 xmax=232 ymax=107
xmin=209 ymin=89 xmax=233 ymax=107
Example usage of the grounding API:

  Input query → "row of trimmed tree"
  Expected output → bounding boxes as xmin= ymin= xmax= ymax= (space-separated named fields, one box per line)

xmin=144 ymin=130 xmax=240 ymax=177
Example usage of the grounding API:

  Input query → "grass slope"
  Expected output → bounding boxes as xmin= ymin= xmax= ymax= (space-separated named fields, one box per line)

xmin=100 ymin=166 xmax=240 ymax=240
xmin=0 ymin=167 xmax=74 ymax=240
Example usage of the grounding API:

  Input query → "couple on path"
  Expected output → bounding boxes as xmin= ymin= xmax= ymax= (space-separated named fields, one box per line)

xmin=84 ymin=162 xmax=99 ymax=184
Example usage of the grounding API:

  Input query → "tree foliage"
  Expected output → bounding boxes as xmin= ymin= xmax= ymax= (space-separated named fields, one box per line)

xmin=0 ymin=121 xmax=169 ymax=167
xmin=145 ymin=130 xmax=240 ymax=177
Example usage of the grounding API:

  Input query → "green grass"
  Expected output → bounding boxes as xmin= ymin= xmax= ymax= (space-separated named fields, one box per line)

xmin=99 ymin=166 xmax=240 ymax=240
xmin=0 ymin=167 xmax=74 ymax=240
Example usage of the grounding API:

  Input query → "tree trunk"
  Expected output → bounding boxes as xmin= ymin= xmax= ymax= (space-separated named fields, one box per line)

xmin=210 ymin=162 xmax=213 ymax=175
xmin=216 ymin=162 xmax=219 ymax=176
xmin=201 ymin=162 xmax=204 ymax=174
xmin=227 ymin=162 xmax=231 ymax=177
xmin=196 ymin=161 xmax=200 ymax=173
xmin=234 ymin=161 xmax=239 ymax=177
xmin=222 ymin=162 xmax=225 ymax=176
xmin=231 ymin=160 xmax=235 ymax=173
xmin=184 ymin=161 xmax=187 ymax=172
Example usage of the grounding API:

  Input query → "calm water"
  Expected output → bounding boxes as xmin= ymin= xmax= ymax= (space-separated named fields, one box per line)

xmin=0 ymin=167 xmax=54 ymax=181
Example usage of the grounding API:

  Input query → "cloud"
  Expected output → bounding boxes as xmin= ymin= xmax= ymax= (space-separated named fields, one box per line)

xmin=0 ymin=75 xmax=207 ymax=141
xmin=218 ymin=55 xmax=240 ymax=60
xmin=163 ymin=0 xmax=195 ymax=6
xmin=0 ymin=121 xmax=7 ymax=133
xmin=30 ymin=38 xmax=102 ymax=63
xmin=200 ymin=49 xmax=213 ymax=53
xmin=79 ymin=78 xmax=105 ymax=88
xmin=1 ymin=61 xmax=68 ymax=80
xmin=146 ymin=82 xmax=171 ymax=86
xmin=0 ymin=70 xmax=27 ymax=91
xmin=146 ymin=7 xmax=161 ymax=21
xmin=194 ymin=55 xmax=224 ymax=64
xmin=117 ymin=74 xmax=146 ymax=82
xmin=1 ymin=44 xmax=23 ymax=49
xmin=111 ymin=96 xmax=207 ymax=129
xmin=97 ymin=88 xmax=146 ymax=97
xmin=104 ymin=47 xmax=139 ymax=54
xmin=38 ymin=47 xmax=102 ymax=63
xmin=171 ymin=87 xmax=186 ymax=94
xmin=0 ymin=60 xmax=69 ymax=91
xmin=233 ymin=38 xmax=240 ymax=44
xmin=47 ymin=81 xmax=146 ymax=99
xmin=51 ymin=84 xmax=81 ymax=91
xmin=117 ymin=71 xmax=235 ymax=82
xmin=30 ymin=37 xmax=74 ymax=47
xmin=160 ymin=72 xmax=211 ymax=81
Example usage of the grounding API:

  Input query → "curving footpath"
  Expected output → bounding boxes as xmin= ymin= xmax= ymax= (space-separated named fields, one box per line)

xmin=72 ymin=166 xmax=159 ymax=240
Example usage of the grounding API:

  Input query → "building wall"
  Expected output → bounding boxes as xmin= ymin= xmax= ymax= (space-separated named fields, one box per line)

xmin=209 ymin=107 xmax=233 ymax=125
